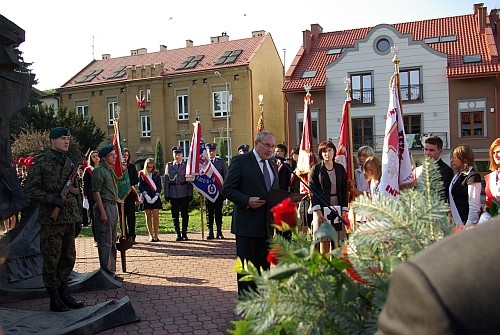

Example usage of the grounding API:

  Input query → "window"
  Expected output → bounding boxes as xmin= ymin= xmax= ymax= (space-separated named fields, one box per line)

xmin=376 ymin=38 xmax=390 ymax=53
xmin=213 ymin=90 xmax=229 ymax=117
xmin=458 ymin=99 xmax=486 ymax=138
xmin=75 ymin=101 xmax=89 ymax=119
xmin=400 ymin=69 xmax=422 ymax=101
xmin=215 ymin=50 xmax=242 ymax=65
xmin=78 ymin=69 xmax=103 ymax=83
xmin=177 ymin=55 xmax=205 ymax=70
xmin=177 ymin=91 xmax=189 ymax=120
xmin=179 ymin=140 xmax=190 ymax=161
xmin=139 ymin=89 xmax=144 ymax=101
xmin=140 ymin=114 xmax=151 ymax=138
xmin=403 ymin=115 xmax=421 ymax=134
xmin=463 ymin=54 xmax=482 ymax=64
xmin=326 ymin=48 xmax=343 ymax=55
xmin=107 ymin=98 xmax=118 ymax=125
xmin=352 ymin=117 xmax=373 ymax=149
xmin=296 ymin=109 xmax=319 ymax=145
xmin=351 ymin=73 xmax=373 ymax=104
xmin=214 ymin=137 xmax=231 ymax=159
xmin=108 ymin=66 xmax=126 ymax=79
xmin=146 ymin=88 xmax=151 ymax=102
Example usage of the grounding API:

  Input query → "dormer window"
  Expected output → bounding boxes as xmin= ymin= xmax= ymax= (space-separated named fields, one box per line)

xmin=301 ymin=70 xmax=317 ymax=79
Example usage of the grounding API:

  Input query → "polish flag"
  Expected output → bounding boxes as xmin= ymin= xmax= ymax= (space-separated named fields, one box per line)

xmin=136 ymin=95 xmax=145 ymax=109
xmin=336 ymin=99 xmax=353 ymax=181
xmin=295 ymin=90 xmax=316 ymax=194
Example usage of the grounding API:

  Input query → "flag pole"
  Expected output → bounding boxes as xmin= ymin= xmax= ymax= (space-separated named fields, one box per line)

xmin=200 ymin=194 xmax=205 ymax=240
xmin=391 ymin=46 xmax=404 ymax=118
xmin=343 ymin=76 xmax=356 ymax=232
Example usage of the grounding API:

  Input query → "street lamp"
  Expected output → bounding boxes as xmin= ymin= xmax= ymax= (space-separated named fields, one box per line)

xmin=214 ymin=71 xmax=231 ymax=161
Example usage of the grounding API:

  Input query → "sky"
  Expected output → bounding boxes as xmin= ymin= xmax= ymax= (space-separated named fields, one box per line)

xmin=2 ymin=0 xmax=495 ymax=91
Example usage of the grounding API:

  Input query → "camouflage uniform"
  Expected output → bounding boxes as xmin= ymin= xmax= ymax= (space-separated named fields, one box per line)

xmin=24 ymin=149 xmax=83 ymax=288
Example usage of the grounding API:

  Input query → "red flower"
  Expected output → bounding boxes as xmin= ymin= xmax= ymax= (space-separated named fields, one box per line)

xmin=343 ymin=212 xmax=351 ymax=230
xmin=267 ymin=245 xmax=281 ymax=265
xmin=18 ymin=157 xmax=25 ymax=166
xmin=271 ymin=198 xmax=297 ymax=230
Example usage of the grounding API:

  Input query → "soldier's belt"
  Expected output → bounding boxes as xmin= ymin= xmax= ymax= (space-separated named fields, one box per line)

xmin=102 ymin=199 xmax=117 ymax=205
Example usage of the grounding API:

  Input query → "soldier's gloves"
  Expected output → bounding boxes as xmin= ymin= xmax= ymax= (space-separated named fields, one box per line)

xmin=150 ymin=195 xmax=158 ymax=204
xmin=144 ymin=194 xmax=152 ymax=203
xmin=51 ymin=195 xmax=64 ymax=208
xmin=75 ymin=222 xmax=83 ymax=237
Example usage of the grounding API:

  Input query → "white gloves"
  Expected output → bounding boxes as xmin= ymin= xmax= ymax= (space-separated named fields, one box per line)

xmin=83 ymin=198 xmax=89 ymax=210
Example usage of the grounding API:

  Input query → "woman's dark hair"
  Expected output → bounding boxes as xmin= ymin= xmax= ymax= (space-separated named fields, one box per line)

xmin=317 ymin=141 xmax=336 ymax=160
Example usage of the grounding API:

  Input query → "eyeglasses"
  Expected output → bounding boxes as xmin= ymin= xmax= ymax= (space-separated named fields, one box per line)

xmin=258 ymin=140 xmax=275 ymax=150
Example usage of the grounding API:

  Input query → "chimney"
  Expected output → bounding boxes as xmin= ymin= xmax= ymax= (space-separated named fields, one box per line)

xmin=303 ymin=29 xmax=313 ymax=53
xmin=137 ymin=48 xmax=147 ymax=55
xmin=210 ymin=32 xmax=230 ymax=44
xmin=102 ymin=54 xmax=110 ymax=60
xmin=160 ymin=44 xmax=168 ymax=51
xmin=186 ymin=39 xmax=193 ymax=47
xmin=252 ymin=30 xmax=266 ymax=37
xmin=131 ymin=49 xmax=138 ymax=55
xmin=311 ymin=24 xmax=323 ymax=38
xmin=474 ymin=3 xmax=487 ymax=34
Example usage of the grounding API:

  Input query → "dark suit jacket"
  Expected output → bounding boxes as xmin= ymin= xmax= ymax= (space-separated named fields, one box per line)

xmin=436 ymin=158 xmax=453 ymax=202
xmin=223 ymin=151 xmax=278 ymax=238
xmin=450 ymin=168 xmax=481 ymax=223
xmin=277 ymin=161 xmax=292 ymax=191
xmin=211 ymin=157 xmax=228 ymax=179
xmin=377 ymin=217 xmax=500 ymax=335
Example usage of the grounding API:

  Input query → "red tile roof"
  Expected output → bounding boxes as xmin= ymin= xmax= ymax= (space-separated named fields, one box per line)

xmin=61 ymin=35 xmax=268 ymax=88
xmin=283 ymin=12 xmax=500 ymax=92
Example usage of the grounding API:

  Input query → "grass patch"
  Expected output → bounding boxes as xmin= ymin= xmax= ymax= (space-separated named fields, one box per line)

xmin=79 ymin=208 xmax=232 ymax=238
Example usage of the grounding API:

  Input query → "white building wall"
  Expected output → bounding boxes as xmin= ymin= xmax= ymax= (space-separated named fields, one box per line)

xmin=325 ymin=24 xmax=449 ymax=149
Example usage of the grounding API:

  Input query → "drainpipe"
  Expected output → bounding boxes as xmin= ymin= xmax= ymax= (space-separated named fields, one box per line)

xmin=249 ymin=68 xmax=255 ymax=144
xmin=495 ymin=74 xmax=499 ymax=138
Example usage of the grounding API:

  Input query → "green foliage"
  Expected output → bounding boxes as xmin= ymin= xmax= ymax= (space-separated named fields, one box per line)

xmin=222 ymin=201 xmax=234 ymax=216
xmin=218 ymin=137 xmax=228 ymax=163
xmin=11 ymin=130 xmax=82 ymax=162
xmin=155 ymin=137 xmax=165 ymax=174
xmin=231 ymin=159 xmax=453 ymax=335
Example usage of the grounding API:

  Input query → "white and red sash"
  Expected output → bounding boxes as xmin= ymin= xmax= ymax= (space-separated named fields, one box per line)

xmin=139 ymin=170 xmax=157 ymax=192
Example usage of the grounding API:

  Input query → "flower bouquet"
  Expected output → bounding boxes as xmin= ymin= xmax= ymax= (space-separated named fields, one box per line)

xmin=230 ymin=159 xmax=453 ymax=335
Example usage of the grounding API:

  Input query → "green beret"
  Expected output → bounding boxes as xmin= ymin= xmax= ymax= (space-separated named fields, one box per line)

xmin=98 ymin=144 xmax=115 ymax=158
xmin=49 ymin=127 xmax=70 ymax=139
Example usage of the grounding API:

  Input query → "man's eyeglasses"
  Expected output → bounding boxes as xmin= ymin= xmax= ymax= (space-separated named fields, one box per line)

xmin=258 ymin=140 xmax=275 ymax=150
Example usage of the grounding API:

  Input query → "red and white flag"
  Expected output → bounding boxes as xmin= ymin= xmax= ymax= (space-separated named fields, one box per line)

xmin=295 ymin=91 xmax=316 ymax=194
xmin=112 ymin=117 xmax=125 ymax=179
xmin=336 ymin=99 xmax=353 ymax=181
xmin=186 ymin=120 xmax=223 ymax=202
xmin=136 ymin=95 xmax=145 ymax=109
xmin=379 ymin=76 xmax=414 ymax=197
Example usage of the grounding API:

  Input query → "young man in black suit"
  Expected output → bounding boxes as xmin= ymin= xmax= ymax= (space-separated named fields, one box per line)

xmin=414 ymin=135 xmax=453 ymax=201
xmin=205 ymin=143 xmax=228 ymax=239
xmin=223 ymin=131 xmax=279 ymax=295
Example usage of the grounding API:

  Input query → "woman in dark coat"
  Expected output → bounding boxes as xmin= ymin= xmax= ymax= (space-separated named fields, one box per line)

xmin=83 ymin=150 xmax=99 ymax=244
xmin=309 ymin=141 xmax=348 ymax=253
xmin=122 ymin=149 xmax=139 ymax=242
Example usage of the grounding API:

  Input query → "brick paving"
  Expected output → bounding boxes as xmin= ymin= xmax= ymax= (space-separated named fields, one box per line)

xmin=1 ymin=232 xmax=239 ymax=334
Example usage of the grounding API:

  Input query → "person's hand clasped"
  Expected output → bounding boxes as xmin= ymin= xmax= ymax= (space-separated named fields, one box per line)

xmin=248 ymin=197 xmax=266 ymax=209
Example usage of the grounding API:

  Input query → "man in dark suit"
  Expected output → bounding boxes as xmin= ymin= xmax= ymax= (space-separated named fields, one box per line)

xmin=274 ymin=144 xmax=292 ymax=192
xmin=223 ymin=131 xmax=279 ymax=295
xmin=205 ymin=143 xmax=228 ymax=239
xmin=377 ymin=216 xmax=500 ymax=335
xmin=414 ymin=135 xmax=453 ymax=201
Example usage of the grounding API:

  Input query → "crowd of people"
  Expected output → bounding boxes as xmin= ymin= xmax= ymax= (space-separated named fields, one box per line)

xmin=9 ymin=123 xmax=500 ymax=310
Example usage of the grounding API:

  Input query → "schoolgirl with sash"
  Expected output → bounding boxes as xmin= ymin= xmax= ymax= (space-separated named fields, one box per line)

xmin=139 ymin=158 xmax=162 ymax=242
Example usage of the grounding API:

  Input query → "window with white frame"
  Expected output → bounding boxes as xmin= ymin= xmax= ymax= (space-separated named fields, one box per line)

xmin=140 ymin=113 xmax=151 ymax=138
xmin=75 ymin=101 xmax=89 ymax=119
xmin=177 ymin=90 xmax=189 ymax=120
xmin=458 ymin=99 xmax=486 ymax=137
xmin=350 ymin=73 xmax=373 ymax=105
xmin=400 ymin=69 xmax=422 ymax=101
xmin=139 ymin=89 xmax=144 ymax=101
xmin=213 ymin=89 xmax=229 ymax=117
xmin=296 ymin=109 xmax=319 ymax=145
xmin=179 ymin=139 xmax=190 ymax=161
xmin=146 ymin=88 xmax=151 ymax=102
xmin=107 ymin=98 xmax=118 ymax=125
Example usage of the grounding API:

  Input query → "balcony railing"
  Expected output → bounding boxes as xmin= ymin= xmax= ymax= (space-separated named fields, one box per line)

xmin=348 ymin=132 xmax=449 ymax=152
xmin=400 ymin=84 xmax=423 ymax=102
xmin=351 ymin=88 xmax=374 ymax=105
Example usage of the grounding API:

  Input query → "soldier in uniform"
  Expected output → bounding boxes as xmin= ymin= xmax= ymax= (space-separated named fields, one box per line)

xmin=91 ymin=144 xmax=119 ymax=278
xmin=238 ymin=144 xmax=250 ymax=155
xmin=24 ymin=127 xmax=85 ymax=312
xmin=205 ymin=143 xmax=228 ymax=239
xmin=165 ymin=146 xmax=193 ymax=241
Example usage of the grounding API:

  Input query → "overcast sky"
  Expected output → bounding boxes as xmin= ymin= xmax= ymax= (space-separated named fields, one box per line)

xmin=2 ymin=0 xmax=492 ymax=90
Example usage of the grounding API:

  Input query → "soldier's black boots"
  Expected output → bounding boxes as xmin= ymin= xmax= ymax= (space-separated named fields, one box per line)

xmin=47 ymin=287 xmax=69 ymax=312
xmin=59 ymin=282 xmax=85 ymax=309
xmin=207 ymin=228 xmax=215 ymax=240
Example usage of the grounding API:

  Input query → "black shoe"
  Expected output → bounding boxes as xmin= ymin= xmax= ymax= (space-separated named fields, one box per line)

xmin=58 ymin=282 xmax=85 ymax=309
xmin=206 ymin=234 xmax=215 ymax=240
xmin=176 ymin=236 xmax=182 ymax=241
xmin=182 ymin=235 xmax=189 ymax=241
xmin=217 ymin=233 xmax=225 ymax=239
xmin=47 ymin=287 xmax=69 ymax=312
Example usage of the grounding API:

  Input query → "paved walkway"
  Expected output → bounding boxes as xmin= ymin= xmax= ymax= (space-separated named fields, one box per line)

xmin=2 ymin=232 xmax=239 ymax=335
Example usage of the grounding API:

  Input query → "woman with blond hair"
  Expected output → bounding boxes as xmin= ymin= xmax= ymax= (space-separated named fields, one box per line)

xmin=139 ymin=158 xmax=162 ymax=242
xmin=479 ymin=138 xmax=500 ymax=223
xmin=449 ymin=145 xmax=482 ymax=227
xmin=351 ymin=145 xmax=375 ymax=197
xmin=363 ymin=155 xmax=382 ymax=197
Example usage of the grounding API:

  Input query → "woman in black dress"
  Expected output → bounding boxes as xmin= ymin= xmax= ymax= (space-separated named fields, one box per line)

xmin=83 ymin=150 xmax=99 ymax=244
xmin=139 ymin=158 xmax=162 ymax=242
